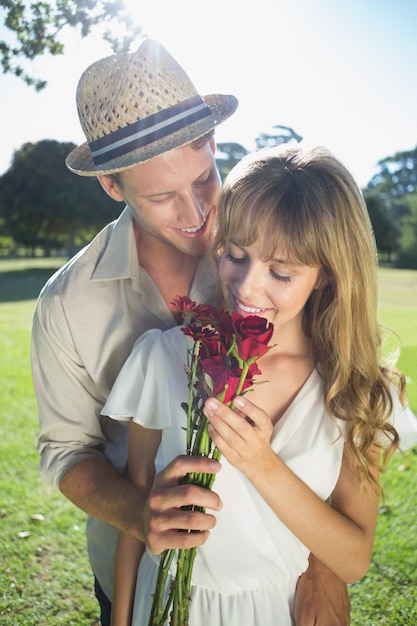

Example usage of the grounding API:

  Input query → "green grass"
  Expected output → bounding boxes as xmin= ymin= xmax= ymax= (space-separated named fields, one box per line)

xmin=377 ymin=268 xmax=417 ymax=411
xmin=0 ymin=259 xmax=416 ymax=625
xmin=349 ymin=450 xmax=417 ymax=625
xmin=0 ymin=259 xmax=99 ymax=625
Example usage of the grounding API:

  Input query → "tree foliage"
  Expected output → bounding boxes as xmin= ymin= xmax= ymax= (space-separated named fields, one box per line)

xmin=215 ymin=142 xmax=248 ymax=182
xmin=364 ymin=146 xmax=417 ymax=268
xmin=0 ymin=139 xmax=121 ymax=255
xmin=367 ymin=147 xmax=417 ymax=199
xmin=255 ymin=125 xmax=303 ymax=150
xmin=363 ymin=192 xmax=400 ymax=262
xmin=396 ymin=193 xmax=417 ymax=269
xmin=215 ymin=127 xmax=303 ymax=182
xmin=1 ymin=135 xmax=417 ymax=268
xmin=0 ymin=0 xmax=142 ymax=90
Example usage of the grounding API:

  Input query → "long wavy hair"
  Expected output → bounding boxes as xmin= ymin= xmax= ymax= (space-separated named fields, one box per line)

xmin=212 ymin=143 xmax=405 ymax=494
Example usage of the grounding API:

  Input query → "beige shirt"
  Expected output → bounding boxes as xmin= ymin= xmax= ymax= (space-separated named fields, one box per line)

xmin=31 ymin=205 xmax=216 ymax=599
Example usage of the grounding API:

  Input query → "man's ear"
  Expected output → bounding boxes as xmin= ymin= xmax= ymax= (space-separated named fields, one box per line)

xmin=209 ymin=135 xmax=216 ymax=155
xmin=98 ymin=175 xmax=125 ymax=202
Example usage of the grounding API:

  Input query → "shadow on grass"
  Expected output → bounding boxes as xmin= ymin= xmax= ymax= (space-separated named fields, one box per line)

xmin=0 ymin=267 xmax=61 ymax=302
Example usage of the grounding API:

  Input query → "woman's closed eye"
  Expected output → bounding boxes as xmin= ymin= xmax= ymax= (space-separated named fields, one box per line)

xmin=225 ymin=252 xmax=246 ymax=264
xmin=270 ymin=269 xmax=291 ymax=282
xmin=225 ymin=252 xmax=291 ymax=282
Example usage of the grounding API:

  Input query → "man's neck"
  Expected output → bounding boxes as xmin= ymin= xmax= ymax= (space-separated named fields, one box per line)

xmin=134 ymin=224 xmax=202 ymax=306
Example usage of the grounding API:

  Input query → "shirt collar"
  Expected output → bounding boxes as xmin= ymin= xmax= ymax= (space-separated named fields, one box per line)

xmin=90 ymin=206 xmax=217 ymax=303
xmin=91 ymin=206 xmax=135 ymax=281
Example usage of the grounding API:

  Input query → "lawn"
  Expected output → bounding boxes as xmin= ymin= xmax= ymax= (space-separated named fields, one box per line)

xmin=0 ymin=259 xmax=416 ymax=625
xmin=0 ymin=259 xmax=99 ymax=625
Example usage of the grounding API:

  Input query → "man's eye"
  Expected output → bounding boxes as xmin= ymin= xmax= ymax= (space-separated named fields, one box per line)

xmin=195 ymin=171 xmax=214 ymax=186
xmin=149 ymin=194 xmax=173 ymax=204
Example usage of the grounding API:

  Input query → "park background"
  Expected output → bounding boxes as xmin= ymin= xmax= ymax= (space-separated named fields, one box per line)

xmin=1 ymin=1 xmax=416 ymax=624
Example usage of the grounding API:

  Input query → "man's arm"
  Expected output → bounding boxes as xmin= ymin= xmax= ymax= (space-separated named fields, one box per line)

xmin=33 ymin=287 xmax=221 ymax=546
xmin=60 ymin=454 xmax=222 ymax=547
xmin=60 ymin=457 xmax=146 ymax=539
xmin=294 ymin=553 xmax=351 ymax=626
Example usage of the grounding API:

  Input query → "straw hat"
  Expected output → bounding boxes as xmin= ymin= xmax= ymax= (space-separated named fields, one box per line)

xmin=66 ymin=38 xmax=238 ymax=176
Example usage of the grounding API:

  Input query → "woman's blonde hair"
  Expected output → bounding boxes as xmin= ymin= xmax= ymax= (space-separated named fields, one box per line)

xmin=213 ymin=143 xmax=405 ymax=493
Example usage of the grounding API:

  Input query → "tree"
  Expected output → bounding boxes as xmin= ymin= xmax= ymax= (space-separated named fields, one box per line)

xmin=255 ymin=125 xmax=302 ymax=150
xmin=365 ymin=146 xmax=417 ymax=269
xmin=0 ymin=139 xmax=121 ymax=255
xmin=396 ymin=193 xmax=417 ymax=269
xmin=0 ymin=0 xmax=142 ymax=90
xmin=215 ymin=142 xmax=248 ymax=181
xmin=215 ymin=126 xmax=303 ymax=182
xmin=363 ymin=192 xmax=400 ymax=262
xmin=367 ymin=147 xmax=417 ymax=200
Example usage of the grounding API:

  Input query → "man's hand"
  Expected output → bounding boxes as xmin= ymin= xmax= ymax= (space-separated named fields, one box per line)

xmin=294 ymin=553 xmax=351 ymax=626
xmin=142 ymin=455 xmax=222 ymax=555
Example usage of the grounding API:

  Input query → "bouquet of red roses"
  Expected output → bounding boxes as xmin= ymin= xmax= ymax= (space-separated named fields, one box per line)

xmin=148 ymin=296 xmax=274 ymax=626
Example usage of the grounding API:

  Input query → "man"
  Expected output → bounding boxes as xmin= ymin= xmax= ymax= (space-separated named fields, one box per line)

xmin=32 ymin=38 xmax=350 ymax=625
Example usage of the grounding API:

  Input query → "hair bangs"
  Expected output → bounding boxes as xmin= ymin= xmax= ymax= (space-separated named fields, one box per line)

xmin=217 ymin=169 xmax=325 ymax=268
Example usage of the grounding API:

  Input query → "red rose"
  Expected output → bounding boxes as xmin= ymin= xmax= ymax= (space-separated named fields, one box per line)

xmin=198 ymin=331 xmax=229 ymax=357
xmin=231 ymin=312 xmax=274 ymax=361
xmin=199 ymin=356 xmax=261 ymax=403
xmin=245 ymin=361 xmax=262 ymax=384
xmin=199 ymin=356 xmax=240 ymax=402
xmin=217 ymin=311 xmax=234 ymax=341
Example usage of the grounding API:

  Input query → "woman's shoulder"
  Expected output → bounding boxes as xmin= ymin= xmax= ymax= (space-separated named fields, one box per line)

xmin=102 ymin=326 xmax=188 ymax=425
xmin=130 ymin=325 xmax=187 ymax=359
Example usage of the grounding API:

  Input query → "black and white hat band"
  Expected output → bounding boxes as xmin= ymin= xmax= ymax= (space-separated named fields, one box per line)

xmin=89 ymin=96 xmax=212 ymax=166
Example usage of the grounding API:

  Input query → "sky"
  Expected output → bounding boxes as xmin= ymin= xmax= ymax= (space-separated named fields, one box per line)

xmin=0 ymin=0 xmax=416 ymax=188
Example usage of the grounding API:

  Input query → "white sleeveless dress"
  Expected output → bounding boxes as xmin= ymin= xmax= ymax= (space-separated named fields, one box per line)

xmin=102 ymin=326 xmax=417 ymax=626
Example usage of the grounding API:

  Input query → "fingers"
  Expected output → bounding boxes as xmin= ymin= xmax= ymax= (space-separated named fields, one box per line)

xmin=203 ymin=395 xmax=273 ymax=471
xmin=146 ymin=487 xmax=217 ymax=553
xmin=205 ymin=404 xmax=247 ymax=457
xmin=156 ymin=454 xmax=221 ymax=489
xmin=147 ymin=527 xmax=211 ymax=553
xmin=144 ymin=455 xmax=222 ymax=555
xmin=150 ymin=479 xmax=222 ymax=516
xmin=205 ymin=395 xmax=269 ymax=430
xmin=203 ymin=395 xmax=269 ymax=444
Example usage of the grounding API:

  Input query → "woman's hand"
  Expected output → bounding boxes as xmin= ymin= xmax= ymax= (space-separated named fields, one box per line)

xmin=203 ymin=395 xmax=274 ymax=476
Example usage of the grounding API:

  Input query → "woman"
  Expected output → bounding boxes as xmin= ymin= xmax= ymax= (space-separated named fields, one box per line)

xmin=102 ymin=144 xmax=417 ymax=625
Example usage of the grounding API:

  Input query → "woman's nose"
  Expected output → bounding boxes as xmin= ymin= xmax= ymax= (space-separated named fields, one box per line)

xmin=236 ymin=264 xmax=261 ymax=295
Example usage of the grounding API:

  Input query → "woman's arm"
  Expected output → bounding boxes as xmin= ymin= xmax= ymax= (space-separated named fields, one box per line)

xmin=111 ymin=530 xmax=146 ymax=626
xmin=110 ymin=422 xmax=161 ymax=626
xmin=204 ymin=395 xmax=379 ymax=584
xmin=110 ymin=421 xmax=223 ymax=626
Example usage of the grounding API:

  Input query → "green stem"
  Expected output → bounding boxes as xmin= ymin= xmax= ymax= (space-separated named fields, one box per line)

xmin=185 ymin=547 xmax=197 ymax=594
xmin=148 ymin=338 xmax=258 ymax=624
xmin=235 ymin=361 xmax=250 ymax=397
xmin=148 ymin=549 xmax=176 ymax=626
xmin=186 ymin=340 xmax=201 ymax=453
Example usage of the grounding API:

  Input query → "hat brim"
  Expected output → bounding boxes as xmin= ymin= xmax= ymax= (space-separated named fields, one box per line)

xmin=65 ymin=94 xmax=238 ymax=176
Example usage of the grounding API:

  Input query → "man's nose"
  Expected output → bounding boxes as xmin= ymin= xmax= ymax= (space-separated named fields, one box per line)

xmin=180 ymin=190 xmax=205 ymax=222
